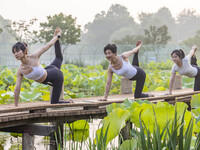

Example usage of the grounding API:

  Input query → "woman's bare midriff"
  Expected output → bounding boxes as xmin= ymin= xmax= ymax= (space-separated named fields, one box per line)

xmin=36 ymin=70 xmax=48 ymax=83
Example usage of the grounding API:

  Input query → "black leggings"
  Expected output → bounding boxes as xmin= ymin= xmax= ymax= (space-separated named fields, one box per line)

xmin=191 ymin=56 xmax=200 ymax=91
xmin=129 ymin=53 xmax=149 ymax=98
xmin=191 ymin=55 xmax=197 ymax=66
xmin=42 ymin=40 xmax=66 ymax=104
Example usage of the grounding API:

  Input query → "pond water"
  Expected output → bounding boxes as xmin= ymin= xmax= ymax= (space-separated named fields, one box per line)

xmin=0 ymin=119 xmax=118 ymax=150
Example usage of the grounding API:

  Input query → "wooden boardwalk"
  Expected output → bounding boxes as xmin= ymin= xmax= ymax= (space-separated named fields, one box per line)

xmin=0 ymin=88 xmax=200 ymax=149
xmin=0 ymin=88 xmax=199 ymax=129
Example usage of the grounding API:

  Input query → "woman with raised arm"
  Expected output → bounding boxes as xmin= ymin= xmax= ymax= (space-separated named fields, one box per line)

xmin=12 ymin=27 xmax=73 ymax=106
xmin=168 ymin=45 xmax=199 ymax=94
xmin=99 ymin=41 xmax=154 ymax=101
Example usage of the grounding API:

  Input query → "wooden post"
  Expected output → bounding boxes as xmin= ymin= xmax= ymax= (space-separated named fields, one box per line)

xmin=121 ymin=77 xmax=133 ymax=94
xmin=172 ymin=74 xmax=182 ymax=90
xmin=50 ymin=83 xmax=64 ymax=100
xmin=22 ymin=132 xmax=34 ymax=150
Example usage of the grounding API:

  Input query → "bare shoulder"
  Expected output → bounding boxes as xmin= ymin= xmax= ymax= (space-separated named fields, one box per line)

xmin=28 ymin=52 xmax=38 ymax=59
xmin=108 ymin=66 xmax=113 ymax=73
xmin=17 ymin=68 xmax=23 ymax=76
xmin=120 ymin=54 xmax=128 ymax=62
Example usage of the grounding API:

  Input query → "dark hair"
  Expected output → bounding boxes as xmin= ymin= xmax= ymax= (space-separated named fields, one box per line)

xmin=12 ymin=42 xmax=27 ymax=54
xmin=171 ymin=49 xmax=185 ymax=59
xmin=104 ymin=44 xmax=117 ymax=54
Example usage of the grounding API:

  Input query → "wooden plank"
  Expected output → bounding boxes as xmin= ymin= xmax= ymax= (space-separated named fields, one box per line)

xmin=29 ymin=109 xmax=46 ymax=113
xmin=0 ymin=90 xmax=199 ymax=114
xmin=0 ymin=124 xmax=56 ymax=136
xmin=83 ymin=106 xmax=99 ymax=110
xmin=0 ymin=90 xmax=198 ymax=129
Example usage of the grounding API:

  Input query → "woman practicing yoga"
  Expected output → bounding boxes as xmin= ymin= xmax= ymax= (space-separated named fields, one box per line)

xmin=12 ymin=27 xmax=73 ymax=106
xmin=100 ymin=40 xmax=154 ymax=101
xmin=168 ymin=45 xmax=199 ymax=94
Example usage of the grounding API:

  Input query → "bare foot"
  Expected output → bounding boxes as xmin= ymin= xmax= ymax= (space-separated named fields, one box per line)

xmin=68 ymin=98 xmax=74 ymax=103
xmin=54 ymin=27 xmax=61 ymax=37
xmin=136 ymin=40 xmax=142 ymax=47
xmin=135 ymin=40 xmax=142 ymax=53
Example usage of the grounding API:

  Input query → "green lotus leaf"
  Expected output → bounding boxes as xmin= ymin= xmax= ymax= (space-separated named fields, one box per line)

xmin=93 ymin=78 xmax=105 ymax=89
xmin=41 ymin=94 xmax=50 ymax=101
xmin=88 ymin=72 xmax=99 ymax=78
xmin=119 ymin=139 xmax=137 ymax=150
xmin=1 ymin=91 xmax=13 ymax=99
xmin=66 ymin=90 xmax=76 ymax=98
xmin=3 ymin=75 xmax=14 ymax=84
xmin=142 ymin=85 xmax=148 ymax=92
xmin=191 ymin=94 xmax=200 ymax=109
xmin=130 ymin=103 xmax=152 ymax=127
xmin=0 ymin=80 xmax=4 ymax=85
xmin=95 ymin=108 xmax=130 ymax=146
xmin=67 ymin=120 xmax=89 ymax=130
xmin=110 ymin=87 xmax=120 ymax=94
xmin=194 ymin=120 xmax=200 ymax=133
xmin=106 ymin=103 xmax=125 ymax=115
xmin=136 ymin=99 xmax=152 ymax=105
xmin=86 ymin=66 xmax=95 ymax=70
xmin=123 ymin=99 xmax=136 ymax=109
xmin=65 ymin=120 xmax=89 ymax=141
xmin=65 ymin=64 xmax=79 ymax=71
xmin=192 ymin=107 xmax=200 ymax=123
xmin=154 ymin=86 xmax=166 ymax=91
xmin=67 ymin=129 xmax=89 ymax=142
xmin=71 ymin=75 xmax=83 ymax=86
xmin=141 ymin=102 xmax=175 ymax=133
xmin=94 ymin=65 xmax=103 ymax=71
xmin=20 ymin=89 xmax=41 ymax=101
xmin=0 ymin=90 xmax=6 ymax=95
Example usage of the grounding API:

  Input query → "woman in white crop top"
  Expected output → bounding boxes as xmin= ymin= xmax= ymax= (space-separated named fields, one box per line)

xmin=12 ymin=28 xmax=73 ymax=106
xmin=168 ymin=45 xmax=200 ymax=94
xmin=99 ymin=41 xmax=154 ymax=101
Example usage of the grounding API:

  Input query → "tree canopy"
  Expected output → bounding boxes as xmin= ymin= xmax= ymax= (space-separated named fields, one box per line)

xmin=39 ymin=13 xmax=81 ymax=45
xmin=144 ymin=25 xmax=171 ymax=45
xmin=6 ymin=18 xmax=38 ymax=45
xmin=81 ymin=4 xmax=138 ymax=44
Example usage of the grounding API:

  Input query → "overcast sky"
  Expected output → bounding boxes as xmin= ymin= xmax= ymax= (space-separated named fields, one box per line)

xmin=1 ymin=0 xmax=200 ymax=28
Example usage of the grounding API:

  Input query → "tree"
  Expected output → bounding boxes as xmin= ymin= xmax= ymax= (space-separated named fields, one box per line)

xmin=144 ymin=25 xmax=171 ymax=45
xmin=0 ymin=15 xmax=15 ymax=44
xmin=176 ymin=9 xmax=200 ymax=41
xmin=182 ymin=30 xmax=200 ymax=48
xmin=113 ymin=35 xmax=145 ymax=45
xmin=39 ymin=13 xmax=81 ymax=46
xmin=6 ymin=18 xmax=38 ymax=45
xmin=138 ymin=7 xmax=176 ymax=44
xmin=81 ymin=4 xmax=138 ymax=44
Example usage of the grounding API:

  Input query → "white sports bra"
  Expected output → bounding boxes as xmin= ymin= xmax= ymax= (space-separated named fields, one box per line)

xmin=110 ymin=56 xmax=137 ymax=79
xmin=20 ymin=64 xmax=45 ymax=81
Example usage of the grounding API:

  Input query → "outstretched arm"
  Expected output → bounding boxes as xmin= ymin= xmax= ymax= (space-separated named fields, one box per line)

xmin=187 ymin=45 xmax=197 ymax=58
xmin=33 ymin=28 xmax=62 ymax=59
xmin=121 ymin=41 xmax=142 ymax=59
xmin=168 ymin=72 xmax=176 ymax=94
xmin=14 ymin=69 xmax=23 ymax=107
xmin=100 ymin=67 xmax=113 ymax=101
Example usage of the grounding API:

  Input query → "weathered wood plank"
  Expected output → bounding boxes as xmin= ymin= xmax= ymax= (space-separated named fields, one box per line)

xmin=1 ymin=124 xmax=56 ymax=136
xmin=0 ymin=90 xmax=199 ymax=114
